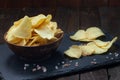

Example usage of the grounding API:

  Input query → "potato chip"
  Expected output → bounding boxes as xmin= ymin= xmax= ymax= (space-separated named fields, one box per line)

xmin=101 ymin=37 xmax=117 ymax=49
xmin=87 ymin=42 xmax=108 ymax=54
xmin=34 ymin=23 xmax=55 ymax=40
xmin=31 ymin=14 xmax=46 ymax=28
xmin=6 ymin=25 xmax=21 ymax=43
xmin=27 ymin=35 xmax=47 ymax=46
xmin=13 ymin=16 xmax=32 ymax=39
xmin=14 ymin=18 xmax=23 ymax=26
xmin=87 ymin=37 xmax=117 ymax=54
xmin=64 ymin=45 xmax=82 ymax=58
xmin=70 ymin=27 xmax=104 ymax=42
xmin=45 ymin=14 xmax=52 ymax=23
xmin=80 ymin=45 xmax=94 ymax=56
xmin=93 ymin=40 xmax=110 ymax=47
xmin=86 ymin=27 xmax=105 ymax=40
xmin=70 ymin=30 xmax=86 ymax=41
xmin=17 ymin=39 xmax=28 ymax=46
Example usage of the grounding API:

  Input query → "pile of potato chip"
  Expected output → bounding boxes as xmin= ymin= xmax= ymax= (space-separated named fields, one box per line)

xmin=5 ymin=14 xmax=63 ymax=46
xmin=64 ymin=27 xmax=117 ymax=58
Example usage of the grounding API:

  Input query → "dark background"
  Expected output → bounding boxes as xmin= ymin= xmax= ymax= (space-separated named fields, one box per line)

xmin=0 ymin=0 xmax=119 ymax=8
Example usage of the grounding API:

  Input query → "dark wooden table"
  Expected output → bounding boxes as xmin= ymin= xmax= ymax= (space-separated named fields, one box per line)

xmin=0 ymin=7 xmax=120 ymax=80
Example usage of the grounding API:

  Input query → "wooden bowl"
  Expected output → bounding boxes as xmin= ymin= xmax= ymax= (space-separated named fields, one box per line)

xmin=4 ymin=32 xmax=64 ymax=61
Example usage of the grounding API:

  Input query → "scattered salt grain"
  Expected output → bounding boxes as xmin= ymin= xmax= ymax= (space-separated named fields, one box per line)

xmin=42 ymin=66 xmax=47 ymax=72
xmin=37 ymin=65 xmax=41 ymax=70
xmin=24 ymin=67 xmax=27 ymax=70
xmin=75 ymin=62 xmax=79 ymax=66
xmin=24 ymin=64 xmax=29 ymax=67
xmin=55 ymin=66 xmax=58 ymax=69
xmin=62 ymin=63 xmax=71 ymax=68
xmin=106 ymin=56 xmax=109 ymax=59
xmin=109 ymin=52 xmax=112 ymax=55
xmin=91 ymin=61 xmax=97 ymax=64
xmin=62 ymin=61 xmax=65 ymax=64
xmin=115 ymin=53 xmax=119 ymax=57
xmin=93 ymin=59 xmax=96 ymax=61
xmin=32 ymin=68 xmax=37 ymax=72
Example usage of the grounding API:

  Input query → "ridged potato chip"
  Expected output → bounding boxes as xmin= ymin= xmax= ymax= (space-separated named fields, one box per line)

xmin=86 ymin=27 xmax=105 ymax=40
xmin=64 ymin=45 xmax=82 ymax=58
xmin=31 ymin=14 xmax=46 ymax=28
xmin=70 ymin=27 xmax=105 ymax=42
xmin=34 ymin=23 xmax=55 ymax=40
xmin=80 ymin=45 xmax=94 ymax=56
xmin=93 ymin=40 xmax=110 ymax=47
xmin=70 ymin=30 xmax=86 ymax=41
xmin=6 ymin=25 xmax=21 ymax=44
xmin=14 ymin=16 xmax=32 ymax=39
xmin=88 ymin=37 xmax=117 ymax=54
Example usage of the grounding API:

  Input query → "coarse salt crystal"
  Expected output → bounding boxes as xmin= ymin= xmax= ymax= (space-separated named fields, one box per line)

xmin=42 ymin=66 xmax=47 ymax=72
xmin=24 ymin=64 xmax=29 ymax=67
xmin=55 ymin=66 xmax=58 ymax=69
xmin=32 ymin=68 xmax=37 ymax=72
xmin=75 ymin=62 xmax=79 ymax=66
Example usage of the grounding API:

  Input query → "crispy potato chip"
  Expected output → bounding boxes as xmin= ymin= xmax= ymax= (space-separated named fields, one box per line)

xmin=70 ymin=27 xmax=105 ymax=42
xmin=80 ymin=45 xmax=94 ymax=56
xmin=14 ymin=18 xmax=23 ymax=26
xmin=45 ymin=14 xmax=52 ymax=23
xmin=93 ymin=40 xmax=110 ymax=47
xmin=13 ymin=16 xmax=32 ymax=39
xmin=86 ymin=27 xmax=105 ymax=40
xmin=27 ymin=35 xmax=47 ymax=46
xmin=31 ymin=14 xmax=46 ymax=28
xmin=34 ymin=23 xmax=55 ymax=40
xmin=17 ymin=39 xmax=28 ymax=46
xmin=87 ymin=42 xmax=108 ymax=54
xmin=49 ymin=22 xmax=57 ymax=32
xmin=70 ymin=30 xmax=86 ymax=41
xmin=87 ymin=37 xmax=117 ymax=54
xmin=6 ymin=25 xmax=22 ymax=43
xmin=64 ymin=45 xmax=82 ymax=58
xmin=101 ymin=37 xmax=117 ymax=49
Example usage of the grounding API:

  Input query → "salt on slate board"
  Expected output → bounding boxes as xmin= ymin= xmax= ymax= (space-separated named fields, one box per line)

xmin=0 ymin=33 xmax=120 ymax=80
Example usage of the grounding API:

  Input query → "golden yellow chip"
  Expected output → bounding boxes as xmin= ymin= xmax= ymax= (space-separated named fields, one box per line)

xmin=80 ymin=45 xmax=94 ymax=56
xmin=31 ymin=14 xmax=46 ymax=28
xmin=101 ymin=37 xmax=117 ymax=49
xmin=6 ymin=25 xmax=21 ymax=43
xmin=34 ymin=23 xmax=55 ymax=40
xmin=86 ymin=27 xmax=105 ymax=40
xmin=17 ymin=39 xmax=28 ymax=46
xmin=13 ymin=16 xmax=32 ymax=39
xmin=64 ymin=45 xmax=82 ymax=58
xmin=87 ymin=37 xmax=117 ymax=54
xmin=45 ymin=14 xmax=52 ymax=23
xmin=70 ymin=30 xmax=86 ymax=41
xmin=93 ymin=40 xmax=110 ymax=47
xmin=87 ymin=42 xmax=108 ymax=54
xmin=14 ymin=18 xmax=23 ymax=26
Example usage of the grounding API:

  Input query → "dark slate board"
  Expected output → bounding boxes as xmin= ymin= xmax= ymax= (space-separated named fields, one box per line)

xmin=0 ymin=33 xmax=120 ymax=80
